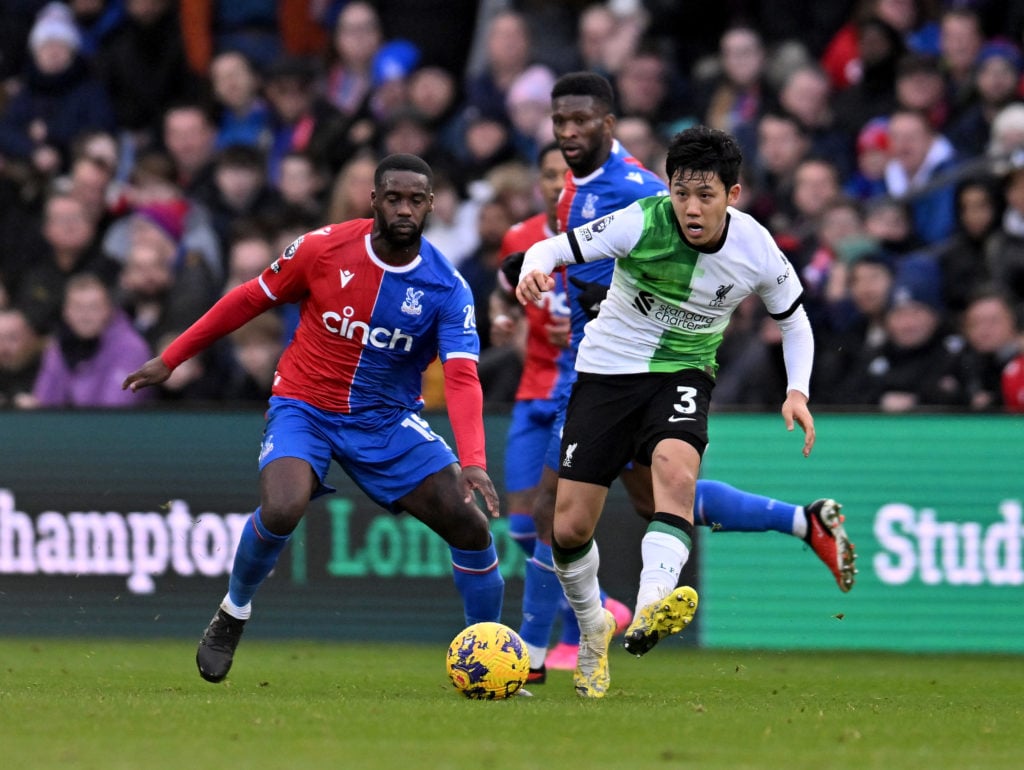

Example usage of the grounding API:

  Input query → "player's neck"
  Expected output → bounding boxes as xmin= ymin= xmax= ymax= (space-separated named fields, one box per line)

xmin=371 ymin=235 xmax=421 ymax=266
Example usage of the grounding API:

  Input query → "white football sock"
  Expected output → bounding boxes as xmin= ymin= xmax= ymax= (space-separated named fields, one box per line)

xmin=636 ymin=531 xmax=690 ymax=610
xmin=553 ymin=542 xmax=605 ymax=634
xmin=792 ymin=506 xmax=808 ymax=540
xmin=220 ymin=593 xmax=252 ymax=620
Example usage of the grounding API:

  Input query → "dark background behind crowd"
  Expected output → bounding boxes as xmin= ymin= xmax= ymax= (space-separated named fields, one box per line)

xmin=1 ymin=0 xmax=1024 ymax=414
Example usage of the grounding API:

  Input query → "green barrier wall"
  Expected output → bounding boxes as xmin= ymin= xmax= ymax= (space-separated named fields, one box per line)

xmin=700 ymin=413 xmax=1024 ymax=654
xmin=1 ymin=410 xmax=1020 ymax=653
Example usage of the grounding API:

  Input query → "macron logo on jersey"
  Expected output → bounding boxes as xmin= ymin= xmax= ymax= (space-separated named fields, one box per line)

xmin=625 ymin=171 xmax=645 ymax=184
xmin=340 ymin=269 xmax=355 ymax=288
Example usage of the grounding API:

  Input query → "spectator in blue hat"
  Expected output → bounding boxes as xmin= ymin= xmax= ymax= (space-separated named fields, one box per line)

xmin=947 ymin=38 xmax=1024 ymax=157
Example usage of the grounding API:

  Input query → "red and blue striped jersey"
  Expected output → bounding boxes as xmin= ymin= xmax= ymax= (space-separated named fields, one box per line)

xmin=260 ymin=219 xmax=479 ymax=414
xmin=499 ymin=213 xmax=569 ymax=401
xmin=556 ymin=140 xmax=667 ymax=346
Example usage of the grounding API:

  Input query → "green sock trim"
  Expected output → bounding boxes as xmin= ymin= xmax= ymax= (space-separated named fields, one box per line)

xmin=551 ymin=538 xmax=593 ymax=564
xmin=647 ymin=520 xmax=693 ymax=550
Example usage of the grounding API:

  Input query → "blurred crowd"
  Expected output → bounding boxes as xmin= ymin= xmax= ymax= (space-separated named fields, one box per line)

xmin=1 ymin=0 xmax=1024 ymax=413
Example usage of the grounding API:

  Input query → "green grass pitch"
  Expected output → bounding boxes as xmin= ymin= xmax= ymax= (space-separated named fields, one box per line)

xmin=2 ymin=638 xmax=1022 ymax=769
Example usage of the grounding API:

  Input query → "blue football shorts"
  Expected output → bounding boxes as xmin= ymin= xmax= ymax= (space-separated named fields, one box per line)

xmin=259 ymin=396 xmax=458 ymax=512
xmin=504 ymin=398 xmax=560 ymax=493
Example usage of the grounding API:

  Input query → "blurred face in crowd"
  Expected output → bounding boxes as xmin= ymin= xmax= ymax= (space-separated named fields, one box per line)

xmin=977 ymin=56 xmax=1022 ymax=107
xmin=888 ymin=111 xmax=934 ymax=176
xmin=538 ymin=146 xmax=568 ymax=219
xmin=756 ymin=114 xmax=808 ymax=176
xmin=1003 ymin=170 xmax=1024 ymax=216
xmin=865 ymin=200 xmax=912 ymax=243
xmin=120 ymin=243 xmax=173 ymax=299
xmin=33 ymin=39 xmax=75 ymax=75
xmin=849 ymin=260 xmax=893 ymax=317
xmin=616 ymin=53 xmax=667 ymax=117
xmin=876 ymin=0 xmax=917 ymax=33
xmin=895 ymin=67 xmax=945 ymax=112
xmin=0 ymin=311 xmax=40 ymax=371
xmin=818 ymin=203 xmax=863 ymax=250
xmin=408 ymin=67 xmax=456 ymax=122
xmin=963 ymin=296 xmax=1018 ymax=353
xmin=939 ymin=12 xmax=983 ymax=76
xmin=211 ymin=52 xmax=261 ymax=112
xmin=216 ymin=163 xmax=264 ymax=209
xmin=44 ymin=195 xmax=94 ymax=254
xmin=225 ymin=236 xmax=274 ymax=292
xmin=278 ymin=155 xmax=320 ymax=206
xmin=780 ymin=67 xmax=831 ymax=127
xmin=163 ymin=107 xmax=216 ymax=175
xmin=957 ymin=183 xmax=997 ymax=238
xmin=720 ymin=27 xmax=764 ymax=88
xmin=63 ymin=280 xmax=113 ymax=340
xmin=125 ymin=0 xmax=172 ymax=26
xmin=792 ymin=160 xmax=840 ymax=218
xmin=886 ymin=299 xmax=939 ymax=348
xmin=334 ymin=1 xmax=381 ymax=68
xmin=486 ymin=12 xmax=530 ymax=75
xmin=578 ymin=5 xmax=615 ymax=69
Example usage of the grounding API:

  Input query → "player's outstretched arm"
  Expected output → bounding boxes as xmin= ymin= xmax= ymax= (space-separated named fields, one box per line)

xmin=123 ymin=356 xmax=172 ymax=392
xmin=462 ymin=465 xmax=500 ymax=518
xmin=781 ymin=389 xmax=815 ymax=458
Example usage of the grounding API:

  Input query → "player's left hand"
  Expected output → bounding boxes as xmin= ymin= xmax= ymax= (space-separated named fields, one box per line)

xmin=462 ymin=465 xmax=500 ymax=517
xmin=781 ymin=390 xmax=815 ymax=458
xmin=516 ymin=270 xmax=555 ymax=305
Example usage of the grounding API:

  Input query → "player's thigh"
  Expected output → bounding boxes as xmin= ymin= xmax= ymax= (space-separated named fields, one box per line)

xmin=338 ymin=410 xmax=461 ymax=513
xmin=558 ymin=372 xmax=649 ymax=487
xmin=259 ymin=397 xmax=337 ymax=505
xmin=634 ymin=369 xmax=714 ymax=465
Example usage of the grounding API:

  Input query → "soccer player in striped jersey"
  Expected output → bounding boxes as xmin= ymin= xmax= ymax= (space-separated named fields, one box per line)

xmin=124 ymin=154 xmax=504 ymax=684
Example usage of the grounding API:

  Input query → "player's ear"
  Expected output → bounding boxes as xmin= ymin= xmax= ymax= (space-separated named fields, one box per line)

xmin=727 ymin=184 xmax=741 ymax=206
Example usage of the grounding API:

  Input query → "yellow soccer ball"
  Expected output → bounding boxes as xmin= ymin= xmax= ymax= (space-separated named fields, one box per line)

xmin=446 ymin=622 xmax=531 ymax=699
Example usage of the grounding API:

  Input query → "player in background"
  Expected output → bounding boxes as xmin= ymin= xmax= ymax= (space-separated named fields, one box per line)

xmin=123 ymin=154 xmax=504 ymax=684
xmin=490 ymin=142 xmax=632 ymax=682
xmin=517 ymin=125 xmax=818 ymax=697
xmin=500 ymin=72 xmax=855 ymax=679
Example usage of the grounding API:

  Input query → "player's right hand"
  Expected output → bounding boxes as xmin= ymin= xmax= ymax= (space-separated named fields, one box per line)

xmin=122 ymin=356 xmax=172 ymax=392
xmin=462 ymin=465 xmax=501 ymax=518
xmin=516 ymin=270 xmax=555 ymax=305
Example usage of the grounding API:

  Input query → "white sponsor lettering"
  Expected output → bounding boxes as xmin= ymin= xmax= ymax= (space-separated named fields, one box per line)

xmin=322 ymin=307 xmax=414 ymax=351
xmin=873 ymin=500 xmax=1024 ymax=586
xmin=0 ymin=489 xmax=248 ymax=594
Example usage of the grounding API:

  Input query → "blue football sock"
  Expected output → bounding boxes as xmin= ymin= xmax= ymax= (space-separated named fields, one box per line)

xmin=450 ymin=538 xmax=504 ymax=625
xmin=508 ymin=511 xmax=537 ymax=557
xmin=228 ymin=508 xmax=290 ymax=608
xmin=558 ymin=595 xmax=581 ymax=645
xmin=518 ymin=541 xmax=562 ymax=652
xmin=695 ymin=479 xmax=798 ymax=534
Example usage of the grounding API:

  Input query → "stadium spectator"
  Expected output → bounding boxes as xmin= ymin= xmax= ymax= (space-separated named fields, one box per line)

xmin=777 ymin=62 xmax=853 ymax=178
xmin=947 ymin=40 xmax=1024 ymax=160
xmin=208 ymin=50 xmax=272 ymax=151
xmin=832 ymin=259 xmax=965 ymax=410
xmin=456 ymin=198 xmax=514 ymax=351
xmin=324 ymin=150 xmax=377 ymax=224
xmin=883 ymin=107 xmax=957 ymax=244
xmin=30 ymin=272 xmax=152 ymax=408
xmin=220 ymin=311 xmax=286 ymax=402
xmin=984 ymin=164 xmax=1024 ymax=322
xmin=116 ymin=203 xmax=218 ymax=351
xmin=161 ymin=101 xmax=219 ymax=199
xmin=0 ymin=2 xmax=116 ymax=177
xmin=93 ymin=0 xmax=199 ymax=147
xmin=931 ymin=175 xmax=1004 ymax=320
xmin=893 ymin=52 xmax=951 ymax=130
xmin=746 ymin=110 xmax=812 ymax=232
xmin=421 ymin=170 xmax=479 ymax=269
xmin=463 ymin=10 xmax=537 ymax=129
xmin=0 ymin=307 xmax=44 ymax=409
xmin=220 ymin=224 xmax=276 ymax=294
xmin=863 ymin=194 xmax=924 ymax=256
xmin=102 ymin=148 xmax=223 ymax=285
xmin=122 ymin=153 xmax=505 ymax=685
xmin=505 ymin=65 xmax=557 ymax=164
xmin=321 ymin=1 xmax=382 ymax=120
xmin=831 ymin=16 xmax=906 ymax=140
xmin=695 ymin=25 xmax=772 ymax=164
xmin=844 ymin=117 xmax=891 ymax=200
xmin=613 ymin=46 xmax=682 ymax=138
xmin=936 ymin=6 xmax=986 ymax=121
xmin=13 ymin=191 xmax=120 ymax=334
xmin=955 ymin=287 xmax=1023 ymax=410
xmin=275 ymin=150 xmax=327 ymax=221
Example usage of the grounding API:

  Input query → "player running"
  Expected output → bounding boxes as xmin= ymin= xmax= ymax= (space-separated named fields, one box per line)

xmin=123 ymin=154 xmax=504 ymax=683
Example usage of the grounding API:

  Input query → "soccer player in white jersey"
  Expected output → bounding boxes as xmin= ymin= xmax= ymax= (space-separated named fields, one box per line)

xmin=516 ymin=126 xmax=817 ymax=698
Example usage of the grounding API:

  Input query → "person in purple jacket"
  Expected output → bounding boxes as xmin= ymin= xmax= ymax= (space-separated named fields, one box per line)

xmin=31 ymin=273 xmax=152 ymax=408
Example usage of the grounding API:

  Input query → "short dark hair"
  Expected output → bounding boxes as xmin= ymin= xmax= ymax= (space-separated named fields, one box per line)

xmin=551 ymin=71 xmax=615 ymax=112
xmin=537 ymin=140 xmax=561 ymax=164
xmin=665 ymin=126 xmax=743 ymax=189
xmin=374 ymin=153 xmax=433 ymax=189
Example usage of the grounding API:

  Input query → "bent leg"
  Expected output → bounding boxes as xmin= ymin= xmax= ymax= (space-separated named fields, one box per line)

xmin=400 ymin=465 xmax=503 ymax=625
